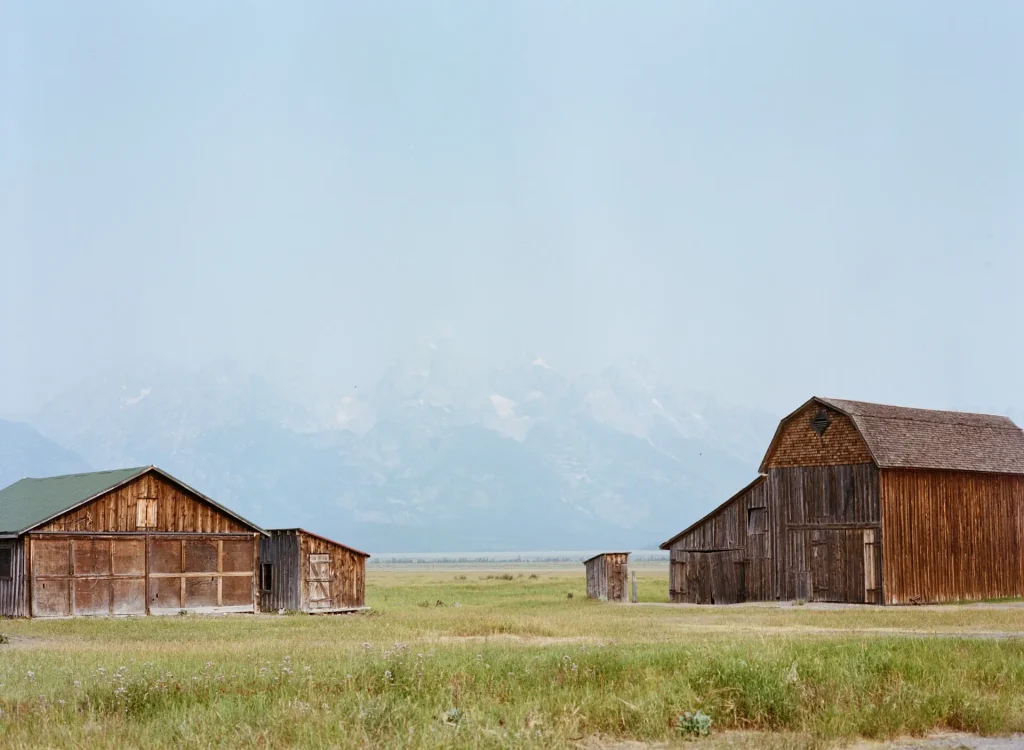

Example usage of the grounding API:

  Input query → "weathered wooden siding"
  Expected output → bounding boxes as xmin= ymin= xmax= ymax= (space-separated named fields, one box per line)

xmin=38 ymin=472 xmax=249 ymax=534
xmin=668 ymin=479 xmax=769 ymax=603
xmin=258 ymin=532 xmax=301 ymax=612
xmin=584 ymin=553 xmax=629 ymax=602
xmin=880 ymin=469 xmax=1024 ymax=604
xmin=763 ymin=402 xmax=873 ymax=469
xmin=669 ymin=466 xmax=881 ymax=604
xmin=769 ymin=464 xmax=880 ymax=526
xmin=768 ymin=464 xmax=881 ymax=602
xmin=671 ymin=549 xmax=745 ymax=604
xmin=298 ymin=533 xmax=367 ymax=610
xmin=785 ymin=527 xmax=881 ymax=603
xmin=0 ymin=538 xmax=27 ymax=617
xmin=26 ymin=532 xmax=258 ymax=617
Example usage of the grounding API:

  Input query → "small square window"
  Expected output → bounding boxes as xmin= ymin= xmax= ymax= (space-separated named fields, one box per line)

xmin=747 ymin=507 xmax=767 ymax=535
xmin=260 ymin=563 xmax=273 ymax=592
xmin=136 ymin=499 xmax=157 ymax=530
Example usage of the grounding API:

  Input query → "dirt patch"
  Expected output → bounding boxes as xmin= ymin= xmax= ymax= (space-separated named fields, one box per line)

xmin=850 ymin=732 xmax=1024 ymax=749
xmin=0 ymin=634 xmax=49 ymax=650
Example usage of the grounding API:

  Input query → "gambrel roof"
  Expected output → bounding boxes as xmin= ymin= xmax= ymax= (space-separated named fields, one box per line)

xmin=759 ymin=397 xmax=1024 ymax=475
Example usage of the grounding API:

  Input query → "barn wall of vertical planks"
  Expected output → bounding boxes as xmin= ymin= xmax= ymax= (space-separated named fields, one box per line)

xmin=664 ymin=477 xmax=770 ymax=604
xmin=879 ymin=469 xmax=1024 ymax=604
xmin=662 ymin=397 xmax=1024 ymax=605
xmin=0 ymin=538 xmax=27 ymax=617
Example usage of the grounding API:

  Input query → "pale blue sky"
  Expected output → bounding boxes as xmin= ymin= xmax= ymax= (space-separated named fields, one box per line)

xmin=2 ymin=2 xmax=1023 ymax=415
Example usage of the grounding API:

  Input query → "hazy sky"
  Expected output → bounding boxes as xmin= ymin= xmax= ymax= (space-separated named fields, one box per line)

xmin=3 ymin=2 xmax=1023 ymax=416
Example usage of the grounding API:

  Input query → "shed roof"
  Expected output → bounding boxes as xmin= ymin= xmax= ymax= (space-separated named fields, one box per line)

xmin=759 ymin=397 xmax=1024 ymax=475
xmin=582 ymin=552 xmax=631 ymax=565
xmin=267 ymin=528 xmax=370 ymax=557
xmin=0 ymin=466 xmax=266 ymax=535
xmin=659 ymin=475 xmax=766 ymax=550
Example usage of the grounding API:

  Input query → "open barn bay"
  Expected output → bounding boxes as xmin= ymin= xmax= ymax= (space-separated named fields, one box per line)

xmin=1 ymin=569 xmax=1024 ymax=749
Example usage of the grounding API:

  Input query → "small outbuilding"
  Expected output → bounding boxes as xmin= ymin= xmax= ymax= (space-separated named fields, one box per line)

xmin=0 ymin=466 xmax=265 ymax=618
xmin=583 ymin=552 xmax=630 ymax=602
xmin=258 ymin=528 xmax=369 ymax=613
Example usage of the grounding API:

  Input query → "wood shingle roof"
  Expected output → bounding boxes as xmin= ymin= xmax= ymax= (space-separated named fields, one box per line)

xmin=761 ymin=398 xmax=1024 ymax=475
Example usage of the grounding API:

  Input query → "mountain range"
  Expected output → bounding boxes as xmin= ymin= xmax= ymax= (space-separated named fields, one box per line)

xmin=2 ymin=344 xmax=779 ymax=551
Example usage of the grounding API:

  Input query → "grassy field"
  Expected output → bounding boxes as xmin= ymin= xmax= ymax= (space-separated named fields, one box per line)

xmin=1 ymin=569 xmax=1024 ymax=749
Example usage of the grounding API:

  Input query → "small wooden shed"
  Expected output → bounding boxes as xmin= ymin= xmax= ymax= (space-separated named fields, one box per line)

xmin=258 ymin=528 xmax=369 ymax=613
xmin=583 ymin=552 xmax=630 ymax=602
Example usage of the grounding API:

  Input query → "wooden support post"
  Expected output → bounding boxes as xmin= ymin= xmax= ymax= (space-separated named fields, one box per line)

xmin=631 ymin=571 xmax=638 ymax=604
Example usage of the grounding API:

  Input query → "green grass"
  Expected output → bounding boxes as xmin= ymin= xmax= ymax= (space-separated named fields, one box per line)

xmin=0 ymin=570 xmax=1023 ymax=748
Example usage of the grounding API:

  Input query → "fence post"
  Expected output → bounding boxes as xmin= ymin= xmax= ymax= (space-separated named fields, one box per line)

xmin=631 ymin=571 xmax=638 ymax=603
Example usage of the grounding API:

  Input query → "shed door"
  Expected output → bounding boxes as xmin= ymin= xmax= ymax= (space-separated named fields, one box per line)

xmin=307 ymin=553 xmax=332 ymax=608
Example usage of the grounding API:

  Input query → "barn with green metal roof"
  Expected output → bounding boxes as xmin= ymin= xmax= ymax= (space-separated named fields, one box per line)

xmin=0 ymin=466 xmax=265 ymax=617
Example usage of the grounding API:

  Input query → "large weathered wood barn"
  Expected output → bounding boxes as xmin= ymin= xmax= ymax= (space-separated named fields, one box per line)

xmin=662 ymin=398 xmax=1024 ymax=605
xmin=583 ymin=552 xmax=630 ymax=602
xmin=0 ymin=466 xmax=265 ymax=617
xmin=258 ymin=529 xmax=369 ymax=613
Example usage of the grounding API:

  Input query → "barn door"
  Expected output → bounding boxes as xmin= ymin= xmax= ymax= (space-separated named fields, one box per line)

xmin=307 ymin=553 xmax=332 ymax=608
xmin=805 ymin=529 xmax=878 ymax=603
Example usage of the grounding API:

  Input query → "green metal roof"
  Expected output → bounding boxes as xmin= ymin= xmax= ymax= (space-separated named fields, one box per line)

xmin=0 ymin=466 xmax=266 ymax=536
xmin=0 ymin=467 xmax=148 ymax=534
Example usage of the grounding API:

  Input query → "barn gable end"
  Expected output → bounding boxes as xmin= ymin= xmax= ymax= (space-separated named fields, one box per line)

xmin=37 ymin=470 xmax=255 ymax=535
xmin=760 ymin=400 xmax=874 ymax=471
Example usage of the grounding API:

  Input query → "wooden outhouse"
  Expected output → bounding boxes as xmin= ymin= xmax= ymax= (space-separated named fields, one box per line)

xmin=662 ymin=398 xmax=1024 ymax=605
xmin=583 ymin=552 xmax=630 ymax=602
xmin=0 ymin=466 xmax=265 ymax=617
xmin=258 ymin=529 xmax=368 ymax=613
